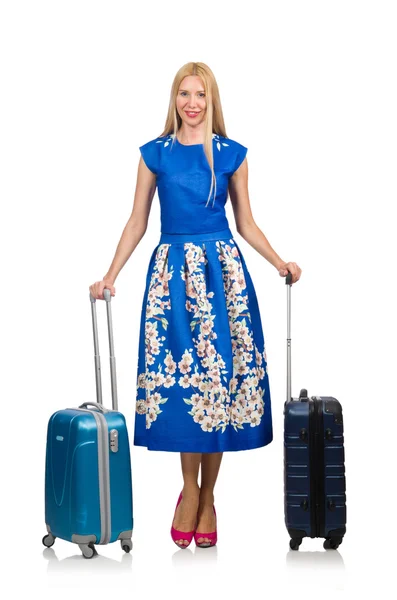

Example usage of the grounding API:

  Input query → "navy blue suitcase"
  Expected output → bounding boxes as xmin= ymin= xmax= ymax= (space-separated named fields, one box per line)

xmin=283 ymin=273 xmax=347 ymax=550
xmin=43 ymin=289 xmax=134 ymax=558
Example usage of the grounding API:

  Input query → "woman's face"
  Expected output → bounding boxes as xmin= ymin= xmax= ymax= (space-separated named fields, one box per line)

xmin=176 ymin=76 xmax=207 ymax=127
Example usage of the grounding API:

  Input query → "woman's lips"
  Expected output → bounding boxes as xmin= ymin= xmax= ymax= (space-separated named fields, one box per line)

xmin=185 ymin=111 xmax=200 ymax=118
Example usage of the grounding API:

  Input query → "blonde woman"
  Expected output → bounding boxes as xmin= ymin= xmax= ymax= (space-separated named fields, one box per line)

xmin=89 ymin=62 xmax=302 ymax=549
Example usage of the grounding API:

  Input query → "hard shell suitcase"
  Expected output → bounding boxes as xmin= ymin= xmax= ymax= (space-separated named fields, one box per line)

xmin=42 ymin=288 xmax=133 ymax=558
xmin=283 ymin=272 xmax=347 ymax=551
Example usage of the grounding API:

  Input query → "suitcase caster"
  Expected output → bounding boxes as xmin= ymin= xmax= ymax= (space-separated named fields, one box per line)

xmin=42 ymin=533 xmax=56 ymax=548
xmin=289 ymin=538 xmax=302 ymax=551
xmin=120 ymin=539 xmax=133 ymax=553
xmin=323 ymin=537 xmax=342 ymax=550
xmin=80 ymin=542 xmax=98 ymax=559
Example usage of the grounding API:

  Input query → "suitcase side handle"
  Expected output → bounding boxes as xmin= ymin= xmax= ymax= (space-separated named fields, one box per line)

xmin=78 ymin=401 xmax=110 ymax=413
xmin=89 ymin=288 xmax=118 ymax=411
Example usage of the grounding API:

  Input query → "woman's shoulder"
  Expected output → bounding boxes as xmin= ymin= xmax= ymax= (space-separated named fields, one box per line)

xmin=139 ymin=135 xmax=170 ymax=175
xmin=212 ymin=133 xmax=247 ymax=152
xmin=139 ymin=134 xmax=170 ymax=149
xmin=212 ymin=134 xmax=248 ymax=175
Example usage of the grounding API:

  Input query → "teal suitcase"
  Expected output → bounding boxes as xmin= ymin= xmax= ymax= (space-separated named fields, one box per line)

xmin=43 ymin=289 xmax=134 ymax=558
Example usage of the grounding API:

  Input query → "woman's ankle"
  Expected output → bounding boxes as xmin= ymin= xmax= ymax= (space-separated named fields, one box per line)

xmin=198 ymin=488 xmax=215 ymax=505
xmin=182 ymin=482 xmax=200 ymax=497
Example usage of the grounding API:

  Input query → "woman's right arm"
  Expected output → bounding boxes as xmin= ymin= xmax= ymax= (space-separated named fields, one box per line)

xmin=89 ymin=157 xmax=156 ymax=300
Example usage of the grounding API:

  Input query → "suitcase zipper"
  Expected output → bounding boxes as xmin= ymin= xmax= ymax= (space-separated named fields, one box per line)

xmin=309 ymin=397 xmax=325 ymax=538
xmin=308 ymin=399 xmax=317 ymax=537
xmin=74 ymin=408 xmax=111 ymax=544
xmin=94 ymin=411 xmax=111 ymax=544
xmin=316 ymin=398 xmax=325 ymax=538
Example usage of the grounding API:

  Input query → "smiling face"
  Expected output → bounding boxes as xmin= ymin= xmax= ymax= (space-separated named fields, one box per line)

xmin=176 ymin=75 xmax=207 ymax=128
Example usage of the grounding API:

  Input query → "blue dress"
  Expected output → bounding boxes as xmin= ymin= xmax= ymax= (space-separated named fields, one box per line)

xmin=134 ymin=133 xmax=273 ymax=452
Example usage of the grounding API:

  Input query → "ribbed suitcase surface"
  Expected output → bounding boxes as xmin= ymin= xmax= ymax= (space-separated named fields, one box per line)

xmin=284 ymin=390 xmax=346 ymax=550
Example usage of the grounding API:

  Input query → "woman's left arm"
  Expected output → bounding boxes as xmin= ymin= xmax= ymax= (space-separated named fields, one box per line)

xmin=228 ymin=158 xmax=302 ymax=285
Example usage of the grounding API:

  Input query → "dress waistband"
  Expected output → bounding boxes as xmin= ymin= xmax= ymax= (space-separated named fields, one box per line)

xmin=159 ymin=227 xmax=233 ymax=244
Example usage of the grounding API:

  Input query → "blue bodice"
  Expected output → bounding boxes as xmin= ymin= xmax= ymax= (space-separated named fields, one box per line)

xmin=139 ymin=133 xmax=248 ymax=234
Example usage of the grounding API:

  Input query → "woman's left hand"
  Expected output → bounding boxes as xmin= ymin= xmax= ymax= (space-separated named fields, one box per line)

xmin=278 ymin=261 xmax=302 ymax=284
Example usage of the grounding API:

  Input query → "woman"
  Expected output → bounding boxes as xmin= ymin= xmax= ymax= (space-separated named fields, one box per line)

xmin=89 ymin=62 xmax=302 ymax=550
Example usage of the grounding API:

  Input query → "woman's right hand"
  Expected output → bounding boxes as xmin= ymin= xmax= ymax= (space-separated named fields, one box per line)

xmin=89 ymin=279 xmax=116 ymax=300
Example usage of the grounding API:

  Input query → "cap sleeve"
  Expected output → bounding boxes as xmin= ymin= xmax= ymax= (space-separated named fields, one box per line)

xmin=139 ymin=138 xmax=160 ymax=175
xmin=230 ymin=142 xmax=248 ymax=176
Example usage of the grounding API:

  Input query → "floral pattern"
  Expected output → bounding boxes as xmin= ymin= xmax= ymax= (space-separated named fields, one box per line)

xmin=212 ymin=133 xmax=229 ymax=152
xmin=135 ymin=243 xmax=179 ymax=430
xmin=177 ymin=239 xmax=267 ymax=433
xmin=156 ymin=134 xmax=174 ymax=147
xmin=135 ymin=239 xmax=269 ymax=435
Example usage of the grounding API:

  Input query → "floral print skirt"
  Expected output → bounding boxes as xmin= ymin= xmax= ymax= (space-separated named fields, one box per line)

xmin=134 ymin=227 xmax=273 ymax=452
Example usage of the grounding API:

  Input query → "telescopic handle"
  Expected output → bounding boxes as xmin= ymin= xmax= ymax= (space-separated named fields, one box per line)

xmin=285 ymin=272 xmax=292 ymax=403
xmin=89 ymin=287 xmax=118 ymax=411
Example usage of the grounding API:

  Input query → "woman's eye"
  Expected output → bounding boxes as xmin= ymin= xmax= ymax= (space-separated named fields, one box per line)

xmin=180 ymin=92 xmax=205 ymax=97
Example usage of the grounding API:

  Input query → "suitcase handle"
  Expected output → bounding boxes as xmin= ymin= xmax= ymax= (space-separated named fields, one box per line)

xmin=89 ymin=287 xmax=118 ymax=411
xmin=78 ymin=401 xmax=110 ymax=413
xmin=285 ymin=270 xmax=292 ymax=403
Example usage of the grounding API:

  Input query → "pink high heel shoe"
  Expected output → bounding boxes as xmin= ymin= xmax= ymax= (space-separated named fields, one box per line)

xmin=170 ymin=491 xmax=197 ymax=549
xmin=194 ymin=504 xmax=217 ymax=548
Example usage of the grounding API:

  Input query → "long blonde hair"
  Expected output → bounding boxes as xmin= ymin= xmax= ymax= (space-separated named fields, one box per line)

xmin=159 ymin=62 xmax=228 ymax=207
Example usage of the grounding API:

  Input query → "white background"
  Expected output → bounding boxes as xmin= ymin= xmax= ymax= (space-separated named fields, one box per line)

xmin=1 ymin=0 xmax=395 ymax=598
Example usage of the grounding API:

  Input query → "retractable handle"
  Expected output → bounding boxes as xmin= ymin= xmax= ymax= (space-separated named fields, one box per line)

xmin=285 ymin=272 xmax=293 ymax=403
xmin=89 ymin=288 xmax=118 ymax=411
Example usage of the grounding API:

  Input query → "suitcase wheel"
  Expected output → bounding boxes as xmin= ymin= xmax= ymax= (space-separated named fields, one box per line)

xmin=289 ymin=538 xmax=302 ymax=551
xmin=42 ymin=533 xmax=55 ymax=548
xmin=80 ymin=542 xmax=98 ymax=559
xmin=323 ymin=537 xmax=343 ymax=550
xmin=120 ymin=539 xmax=133 ymax=553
